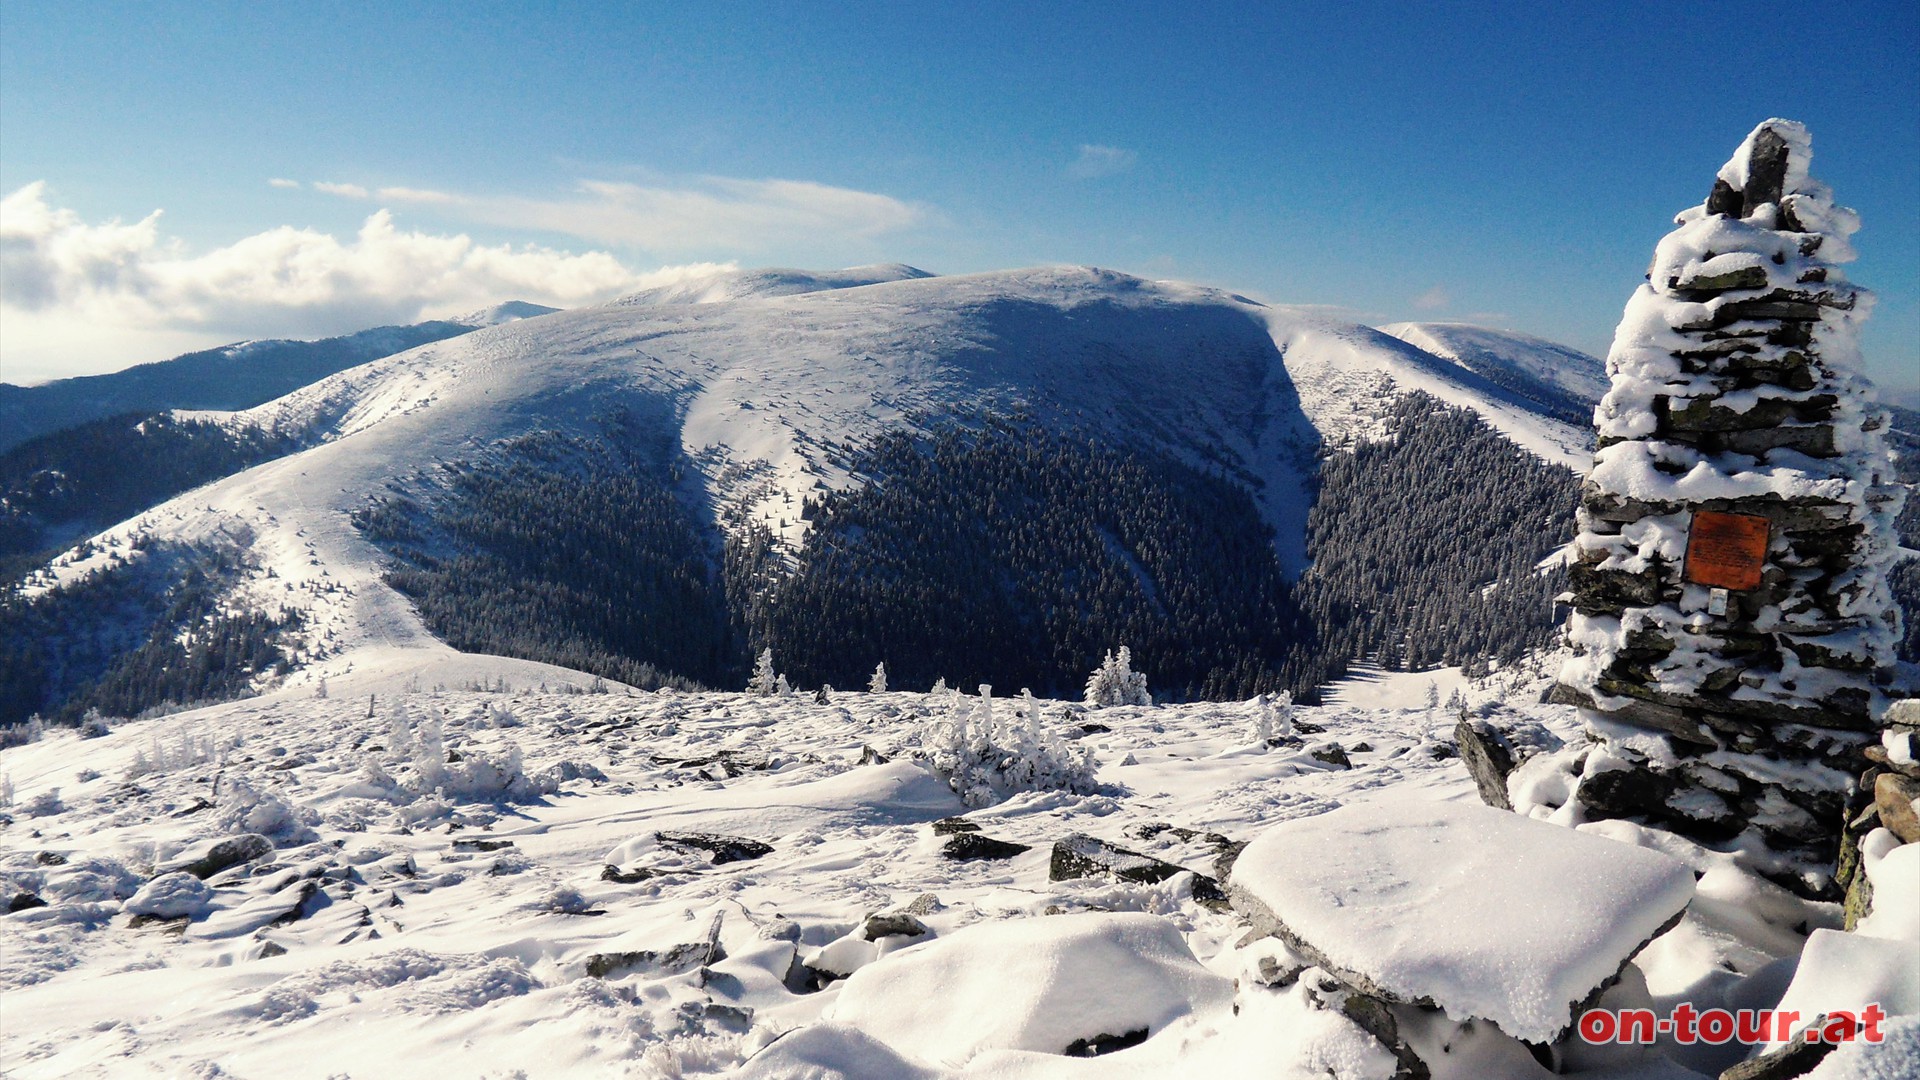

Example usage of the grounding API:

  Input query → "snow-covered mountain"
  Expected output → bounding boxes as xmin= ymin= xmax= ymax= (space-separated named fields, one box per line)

xmin=0 ymin=310 xmax=541 ymax=455
xmin=610 ymin=263 xmax=936 ymax=307
xmin=1375 ymin=322 xmax=1607 ymax=428
xmin=448 ymin=300 xmax=561 ymax=327
xmin=6 ymin=266 xmax=1597 ymax=723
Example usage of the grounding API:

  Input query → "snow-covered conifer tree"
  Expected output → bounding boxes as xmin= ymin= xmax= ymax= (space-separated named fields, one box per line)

xmin=1252 ymin=691 xmax=1295 ymax=746
xmin=869 ymin=663 xmax=887 ymax=694
xmin=1084 ymin=646 xmax=1150 ymax=708
xmin=749 ymin=648 xmax=778 ymax=697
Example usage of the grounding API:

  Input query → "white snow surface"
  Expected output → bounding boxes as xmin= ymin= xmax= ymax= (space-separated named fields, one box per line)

xmin=5 ymin=664 xmax=1835 ymax=1079
xmin=1229 ymin=800 xmax=1697 ymax=1043
xmin=825 ymin=911 xmax=1232 ymax=1065
xmin=448 ymin=300 xmax=561 ymax=327
xmin=610 ymin=263 xmax=936 ymax=306
xmin=1763 ymin=833 xmax=1920 ymax=1052
xmin=1376 ymin=322 xmax=1609 ymax=415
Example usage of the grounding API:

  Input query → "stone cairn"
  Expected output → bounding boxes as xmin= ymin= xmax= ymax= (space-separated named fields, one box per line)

xmin=1540 ymin=119 xmax=1906 ymax=892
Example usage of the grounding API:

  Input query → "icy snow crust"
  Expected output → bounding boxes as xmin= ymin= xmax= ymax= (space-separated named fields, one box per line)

xmin=20 ymin=265 xmax=1593 ymax=696
xmin=1229 ymin=801 xmax=1696 ymax=1043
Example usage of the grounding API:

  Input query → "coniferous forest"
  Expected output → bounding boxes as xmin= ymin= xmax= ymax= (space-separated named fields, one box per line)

xmin=0 ymin=538 xmax=299 ymax=725
xmin=0 ymin=412 xmax=302 ymax=582
xmin=347 ymin=393 xmax=1579 ymax=704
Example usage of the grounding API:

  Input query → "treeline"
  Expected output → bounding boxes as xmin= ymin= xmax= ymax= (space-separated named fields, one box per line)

xmin=0 ymin=411 xmax=301 ymax=583
xmin=1296 ymin=394 xmax=1577 ymax=676
xmin=0 ymin=538 xmax=300 ymax=725
xmin=742 ymin=419 xmax=1312 ymax=700
xmin=348 ymin=400 xmax=1580 ymax=702
xmin=351 ymin=428 xmax=730 ymax=691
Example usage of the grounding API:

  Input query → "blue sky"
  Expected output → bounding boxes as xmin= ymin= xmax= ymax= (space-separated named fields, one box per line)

xmin=2 ymin=1 xmax=1915 ymax=389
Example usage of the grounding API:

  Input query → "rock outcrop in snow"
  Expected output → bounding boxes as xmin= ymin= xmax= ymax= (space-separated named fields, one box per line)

xmin=1227 ymin=801 xmax=1694 ymax=1046
xmin=1551 ymin=119 xmax=1906 ymax=874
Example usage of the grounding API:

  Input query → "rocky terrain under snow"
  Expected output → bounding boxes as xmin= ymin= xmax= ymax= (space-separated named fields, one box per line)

xmin=3 ymin=660 xmax=1911 ymax=1079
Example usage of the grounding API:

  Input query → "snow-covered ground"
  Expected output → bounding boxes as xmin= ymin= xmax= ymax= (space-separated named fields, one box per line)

xmin=2 ymin=657 xmax=1890 ymax=1079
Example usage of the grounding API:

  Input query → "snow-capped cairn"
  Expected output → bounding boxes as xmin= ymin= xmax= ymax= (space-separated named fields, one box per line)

xmin=1550 ymin=120 xmax=1905 ymax=879
xmin=1084 ymin=646 xmax=1151 ymax=708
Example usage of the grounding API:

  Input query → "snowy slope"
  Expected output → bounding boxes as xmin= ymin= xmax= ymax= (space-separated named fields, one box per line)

xmin=0 ymin=316 xmax=507 ymax=455
xmin=19 ymin=265 xmax=1593 ymax=698
xmin=448 ymin=300 xmax=561 ymax=326
xmin=0 ymin=673 xmax=1852 ymax=1079
xmin=1377 ymin=322 xmax=1608 ymax=419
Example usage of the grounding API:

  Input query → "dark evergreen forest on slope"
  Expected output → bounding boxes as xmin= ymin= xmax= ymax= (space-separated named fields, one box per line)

xmin=1 ymin=413 xmax=302 ymax=583
xmin=743 ymin=419 xmax=1311 ymax=700
xmin=0 ymin=539 xmax=300 ymax=725
xmin=1883 ymin=404 xmax=1920 ymax=664
xmin=0 ymin=391 xmax=1595 ymax=724
xmin=350 ymin=429 xmax=731 ymax=693
xmin=346 ymin=392 xmax=1581 ymax=703
xmin=1296 ymin=395 xmax=1577 ymax=677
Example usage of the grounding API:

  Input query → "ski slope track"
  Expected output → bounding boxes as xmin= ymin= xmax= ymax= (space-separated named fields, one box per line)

xmin=24 ymin=265 xmax=1594 ymax=693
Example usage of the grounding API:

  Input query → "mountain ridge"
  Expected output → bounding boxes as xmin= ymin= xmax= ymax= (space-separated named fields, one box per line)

xmin=5 ymin=265 xmax=1597 ymax=720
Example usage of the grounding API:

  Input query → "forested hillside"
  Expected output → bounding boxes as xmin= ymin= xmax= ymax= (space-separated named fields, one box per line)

xmin=0 ymin=537 xmax=300 ymax=725
xmin=744 ymin=418 xmax=1310 ymax=700
xmin=0 ymin=413 xmax=302 ymax=583
xmin=350 ymin=426 xmax=730 ymax=692
xmin=338 ymin=393 xmax=1579 ymax=707
xmin=1296 ymin=394 xmax=1577 ymax=678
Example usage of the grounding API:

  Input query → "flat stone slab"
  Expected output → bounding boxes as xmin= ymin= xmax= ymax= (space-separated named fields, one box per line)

xmin=1049 ymin=833 xmax=1182 ymax=885
xmin=1228 ymin=801 xmax=1695 ymax=1044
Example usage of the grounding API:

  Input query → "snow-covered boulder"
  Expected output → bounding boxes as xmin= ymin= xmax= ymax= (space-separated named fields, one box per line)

xmin=1759 ymin=833 xmax=1918 ymax=1055
xmin=1228 ymin=801 xmax=1695 ymax=1043
xmin=822 ymin=911 xmax=1232 ymax=1066
xmin=124 ymin=872 xmax=214 ymax=921
xmin=159 ymin=833 xmax=273 ymax=880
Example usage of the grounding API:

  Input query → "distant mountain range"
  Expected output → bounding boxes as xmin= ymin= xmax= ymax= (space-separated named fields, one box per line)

xmin=0 ymin=303 xmax=557 ymax=454
xmin=2 ymin=265 xmax=1642 ymax=722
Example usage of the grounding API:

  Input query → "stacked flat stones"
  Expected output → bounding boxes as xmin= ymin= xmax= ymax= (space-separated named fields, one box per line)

xmin=1552 ymin=120 xmax=1905 ymax=873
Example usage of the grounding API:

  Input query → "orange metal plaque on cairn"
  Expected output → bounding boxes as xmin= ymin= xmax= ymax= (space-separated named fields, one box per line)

xmin=1683 ymin=510 xmax=1771 ymax=591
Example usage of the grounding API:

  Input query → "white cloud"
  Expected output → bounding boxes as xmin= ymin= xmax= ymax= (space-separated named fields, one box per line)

xmin=306 ymin=173 xmax=925 ymax=255
xmin=0 ymin=181 xmax=732 ymax=380
xmin=1066 ymin=144 xmax=1138 ymax=180
xmin=376 ymin=185 xmax=455 ymax=204
xmin=478 ymin=176 xmax=925 ymax=253
xmin=268 ymin=177 xmax=301 ymax=189
xmin=1413 ymin=285 xmax=1452 ymax=311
